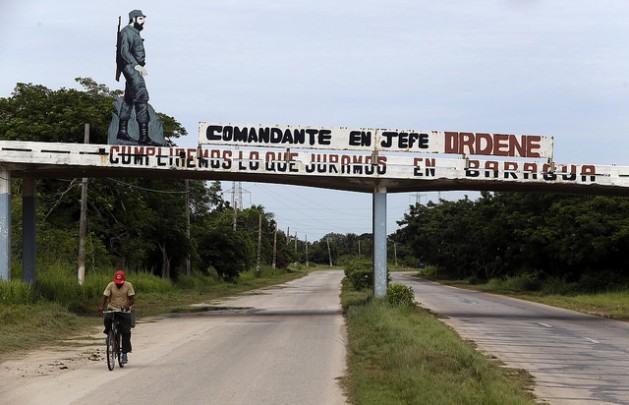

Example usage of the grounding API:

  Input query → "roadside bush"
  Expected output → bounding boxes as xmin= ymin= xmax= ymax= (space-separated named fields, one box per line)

xmin=387 ymin=283 xmax=416 ymax=307
xmin=418 ymin=265 xmax=438 ymax=278
xmin=129 ymin=271 xmax=172 ymax=293
xmin=35 ymin=267 xmax=83 ymax=309
xmin=341 ymin=276 xmax=372 ymax=310
xmin=344 ymin=258 xmax=373 ymax=291
xmin=400 ymin=255 xmax=420 ymax=268
xmin=540 ymin=277 xmax=578 ymax=295
xmin=489 ymin=273 xmax=541 ymax=292
xmin=576 ymin=271 xmax=628 ymax=294
xmin=81 ymin=274 xmax=112 ymax=300
xmin=176 ymin=272 xmax=216 ymax=289
xmin=0 ymin=280 xmax=37 ymax=304
xmin=346 ymin=268 xmax=372 ymax=291
xmin=466 ymin=275 xmax=483 ymax=285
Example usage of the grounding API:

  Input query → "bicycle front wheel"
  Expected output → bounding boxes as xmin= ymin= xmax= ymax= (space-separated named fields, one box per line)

xmin=106 ymin=332 xmax=116 ymax=370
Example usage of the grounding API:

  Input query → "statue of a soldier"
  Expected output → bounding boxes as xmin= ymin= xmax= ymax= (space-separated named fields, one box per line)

xmin=114 ymin=9 xmax=160 ymax=146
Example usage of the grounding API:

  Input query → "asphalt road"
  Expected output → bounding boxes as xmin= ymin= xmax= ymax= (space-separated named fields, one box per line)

xmin=0 ymin=270 xmax=348 ymax=405
xmin=391 ymin=272 xmax=629 ymax=405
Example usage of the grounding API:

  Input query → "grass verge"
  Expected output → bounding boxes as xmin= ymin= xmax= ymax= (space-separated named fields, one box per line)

xmin=515 ymin=291 xmax=629 ymax=320
xmin=0 ymin=302 xmax=94 ymax=354
xmin=341 ymin=284 xmax=537 ymax=404
xmin=422 ymin=275 xmax=629 ymax=321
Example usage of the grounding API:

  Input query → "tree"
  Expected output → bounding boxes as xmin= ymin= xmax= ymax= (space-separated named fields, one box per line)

xmin=0 ymin=79 xmax=225 ymax=279
xmin=394 ymin=192 xmax=629 ymax=289
xmin=196 ymin=208 xmax=255 ymax=281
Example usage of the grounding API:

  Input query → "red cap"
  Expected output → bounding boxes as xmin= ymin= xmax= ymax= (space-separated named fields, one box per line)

xmin=114 ymin=270 xmax=125 ymax=284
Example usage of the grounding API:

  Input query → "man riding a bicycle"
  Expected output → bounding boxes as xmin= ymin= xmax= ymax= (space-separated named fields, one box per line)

xmin=98 ymin=270 xmax=135 ymax=364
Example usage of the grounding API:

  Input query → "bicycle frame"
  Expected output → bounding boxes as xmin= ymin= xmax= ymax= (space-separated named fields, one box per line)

xmin=103 ymin=310 xmax=125 ymax=370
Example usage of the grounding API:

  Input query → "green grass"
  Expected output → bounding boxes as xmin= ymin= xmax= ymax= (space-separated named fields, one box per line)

xmin=340 ymin=274 xmax=372 ymax=311
xmin=341 ymin=293 xmax=537 ymax=405
xmin=421 ymin=272 xmax=629 ymax=320
xmin=0 ymin=279 xmax=37 ymax=304
xmin=509 ymin=291 xmax=629 ymax=320
xmin=0 ymin=302 xmax=94 ymax=354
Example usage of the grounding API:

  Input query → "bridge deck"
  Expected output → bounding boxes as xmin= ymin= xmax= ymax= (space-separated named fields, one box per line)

xmin=1 ymin=141 xmax=629 ymax=195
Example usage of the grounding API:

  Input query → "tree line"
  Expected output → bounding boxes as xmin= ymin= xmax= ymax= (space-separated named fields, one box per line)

xmin=392 ymin=192 xmax=629 ymax=291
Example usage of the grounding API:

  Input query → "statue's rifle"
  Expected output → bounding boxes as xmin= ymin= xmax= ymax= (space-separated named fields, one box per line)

xmin=115 ymin=16 xmax=122 ymax=82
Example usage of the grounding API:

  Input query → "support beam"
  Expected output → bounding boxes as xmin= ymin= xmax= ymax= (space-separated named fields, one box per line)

xmin=22 ymin=178 xmax=36 ymax=283
xmin=0 ymin=166 xmax=10 ymax=281
xmin=372 ymin=184 xmax=387 ymax=298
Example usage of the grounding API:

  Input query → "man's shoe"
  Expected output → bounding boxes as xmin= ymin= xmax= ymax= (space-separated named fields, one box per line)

xmin=121 ymin=353 xmax=128 ymax=364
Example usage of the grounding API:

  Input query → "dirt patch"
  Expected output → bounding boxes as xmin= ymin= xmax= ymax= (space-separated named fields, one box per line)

xmin=0 ymin=327 xmax=104 ymax=380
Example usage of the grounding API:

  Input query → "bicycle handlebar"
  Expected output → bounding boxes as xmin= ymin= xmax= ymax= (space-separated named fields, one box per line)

xmin=102 ymin=308 xmax=129 ymax=314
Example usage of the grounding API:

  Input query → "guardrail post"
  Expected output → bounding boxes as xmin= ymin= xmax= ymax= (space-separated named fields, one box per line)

xmin=22 ymin=178 xmax=36 ymax=283
xmin=0 ymin=166 xmax=10 ymax=281
xmin=373 ymin=184 xmax=387 ymax=298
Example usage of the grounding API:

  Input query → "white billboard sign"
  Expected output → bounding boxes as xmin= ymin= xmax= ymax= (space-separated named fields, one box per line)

xmin=101 ymin=145 xmax=613 ymax=187
xmin=198 ymin=122 xmax=554 ymax=159
xmin=1 ymin=142 xmax=628 ymax=192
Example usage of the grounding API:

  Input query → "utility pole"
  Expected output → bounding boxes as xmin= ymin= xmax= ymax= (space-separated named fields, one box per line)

xmin=185 ymin=179 xmax=191 ymax=276
xmin=78 ymin=124 xmax=89 ymax=285
xmin=272 ymin=225 xmax=277 ymax=269
xmin=226 ymin=181 xmax=247 ymax=231
xmin=305 ymin=235 xmax=309 ymax=267
xmin=255 ymin=213 xmax=262 ymax=275
xmin=394 ymin=241 xmax=398 ymax=267
xmin=231 ymin=181 xmax=238 ymax=231
xmin=326 ymin=238 xmax=333 ymax=267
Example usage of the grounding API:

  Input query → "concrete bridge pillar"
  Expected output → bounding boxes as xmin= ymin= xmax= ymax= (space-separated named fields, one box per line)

xmin=373 ymin=184 xmax=387 ymax=298
xmin=0 ymin=166 xmax=10 ymax=281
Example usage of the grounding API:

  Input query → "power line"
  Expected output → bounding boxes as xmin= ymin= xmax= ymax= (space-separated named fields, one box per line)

xmin=106 ymin=178 xmax=189 ymax=194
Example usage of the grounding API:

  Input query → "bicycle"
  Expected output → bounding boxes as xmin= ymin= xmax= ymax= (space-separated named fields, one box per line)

xmin=102 ymin=310 xmax=125 ymax=370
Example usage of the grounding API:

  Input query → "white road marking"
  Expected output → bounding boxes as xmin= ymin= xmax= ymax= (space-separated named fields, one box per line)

xmin=538 ymin=322 xmax=553 ymax=328
xmin=584 ymin=337 xmax=600 ymax=344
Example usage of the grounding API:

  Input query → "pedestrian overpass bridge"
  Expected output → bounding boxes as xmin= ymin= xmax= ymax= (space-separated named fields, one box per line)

xmin=2 ymin=123 xmax=629 ymax=296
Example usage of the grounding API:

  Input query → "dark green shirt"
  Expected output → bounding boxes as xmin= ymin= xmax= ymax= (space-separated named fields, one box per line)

xmin=119 ymin=25 xmax=146 ymax=67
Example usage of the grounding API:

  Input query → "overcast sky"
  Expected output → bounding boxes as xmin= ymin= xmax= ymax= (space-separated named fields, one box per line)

xmin=1 ymin=1 xmax=628 ymax=241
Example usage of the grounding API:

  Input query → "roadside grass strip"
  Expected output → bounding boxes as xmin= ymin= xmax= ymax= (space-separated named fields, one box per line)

xmin=342 ymin=298 xmax=537 ymax=405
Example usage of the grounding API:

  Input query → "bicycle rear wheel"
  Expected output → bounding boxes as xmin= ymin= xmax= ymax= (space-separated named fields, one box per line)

xmin=106 ymin=331 xmax=116 ymax=370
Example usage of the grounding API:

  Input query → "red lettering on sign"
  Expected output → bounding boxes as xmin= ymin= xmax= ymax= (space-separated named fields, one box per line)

xmin=445 ymin=132 xmax=543 ymax=157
